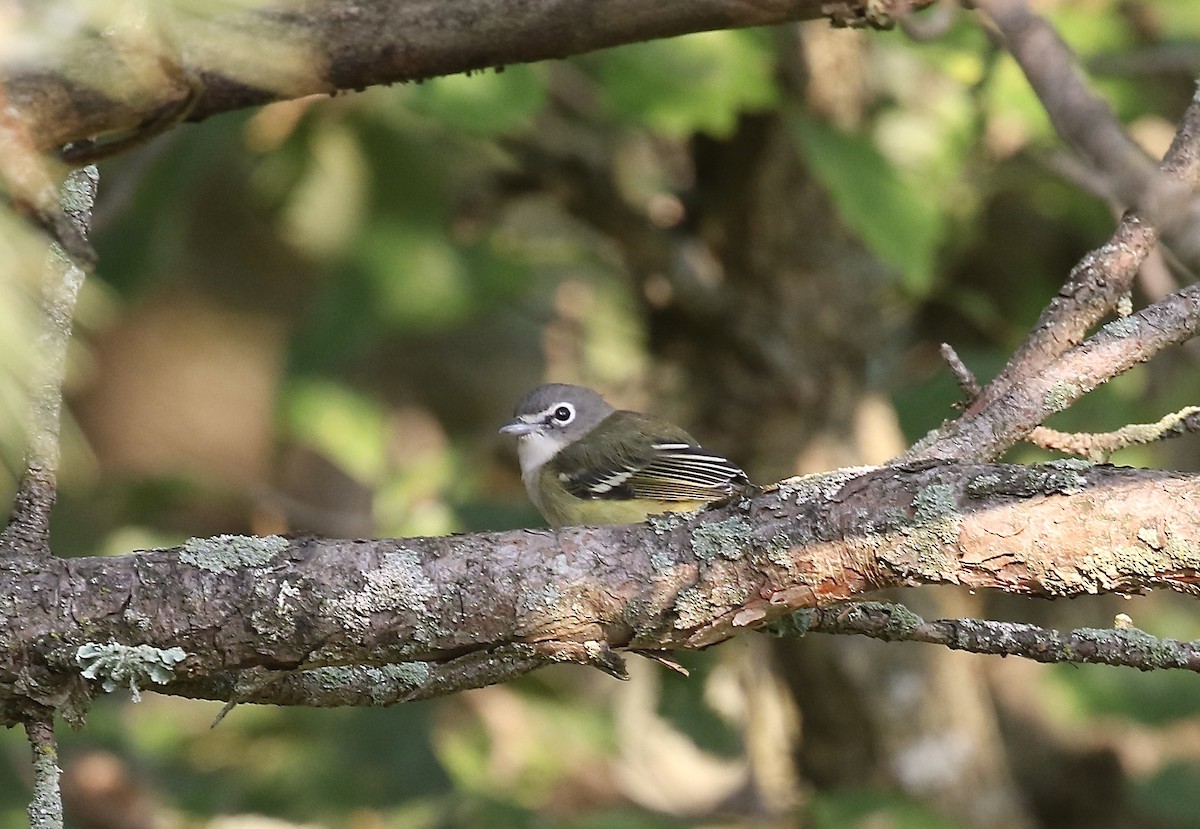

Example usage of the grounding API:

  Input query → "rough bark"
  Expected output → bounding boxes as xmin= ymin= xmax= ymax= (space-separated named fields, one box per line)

xmin=3 ymin=462 xmax=1198 ymax=724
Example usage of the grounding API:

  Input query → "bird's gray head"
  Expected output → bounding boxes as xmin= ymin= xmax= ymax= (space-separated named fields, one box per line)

xmin=500 ymin=384 xmax=619 ymax=509
xmin=499 ymin=383 xmax=615 ymax=449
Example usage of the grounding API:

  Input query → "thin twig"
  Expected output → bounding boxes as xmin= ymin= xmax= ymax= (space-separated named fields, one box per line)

xmin=790 ymin=602 xmax=1200 ymax=672
xmin=1 ymin=166 xmax=98 ymax=555
xmin=939 ymin=342 xmax=981 ymax=401
xmin=25 ymin=718 xmax=63 ymax=829
xmin=1027 ymin=407 xmax=1200 ymax=461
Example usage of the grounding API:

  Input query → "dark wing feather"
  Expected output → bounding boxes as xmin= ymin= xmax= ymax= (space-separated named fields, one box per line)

xmin=555 ymin=413 xmax=746 ymax=502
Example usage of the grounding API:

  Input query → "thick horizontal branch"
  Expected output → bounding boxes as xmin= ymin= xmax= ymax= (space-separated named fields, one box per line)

xmin=3 ymin=0 xmax=923 ymax=160
xmin=2 ymin=461 xmax=1199 ymax=719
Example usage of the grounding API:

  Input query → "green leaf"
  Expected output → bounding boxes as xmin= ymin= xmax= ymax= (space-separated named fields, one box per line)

xmin=281 ymin=379 xmax=387 ymax=484
xmin=406 ymin=64 xmax=547 ymax=136
xmin=791 ymin=113 xmax=943 ymax=294
xmin=810 ymin=789 xmax=967 ymax=829
xmin=593 ymin=30 xmax=778 ymax=138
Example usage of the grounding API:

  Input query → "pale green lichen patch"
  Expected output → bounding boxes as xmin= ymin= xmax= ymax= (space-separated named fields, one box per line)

xmin=764 ymin=533 xmax=794 ymax=568
xmin=864 ymin=601 xmax=922 ymax=636
xmin=965 ymin=473 xmax=1002 ymax=499
xmin=76 ymin=643 xmax=189 ymax=702
xmin=691 ymin=516 xmax=752 ymax=561
xmin=648 ymin=512 xmax=685 ymax=535
xmin=762 ymin=609 xmax=813 ymax=638
xmin=965 ymin=463 xmax=1089 ymax=500
xmin=180 ymin=534 xmax=288 ymax=573
xmin=1068 ymin=627 xmax=1188 ymax=667
xmin=1043 ymin=381 xmax=1081 ymax=414
xmin=1120 ymin=522 xmax=1200 ymax=573
xmin=865 ymin=506 xmax=910 ymax=536
xmin=306 ymin=662 xmax=433 ymax=704
xmin=1044 ymin=458 xmax=1093 ymax=472
xmin=326 ymin=548 xmax=437 ymax=635
xmin=912 ymin=484 xmax=956 ymax=525
xmin=1101 ymin=315 xmax=1141 ymax=338
xmin=1039 ymin=459 xmax=1091 ymax=494
xmin=883 ymin=484 xmax=961 ymax=578
xmin=777 ymin=466 xmax=881 ymax=505
xmin=649 ymin=548 xmax=679 ymax=571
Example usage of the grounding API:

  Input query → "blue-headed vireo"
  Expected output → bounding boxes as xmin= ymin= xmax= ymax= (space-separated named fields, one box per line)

xmin=500 ymin=383 xmax=749 ymax=527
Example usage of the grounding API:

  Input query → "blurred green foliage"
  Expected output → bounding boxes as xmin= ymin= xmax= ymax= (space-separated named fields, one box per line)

xmin=3 ymin=1 xmax=1200 ymax=828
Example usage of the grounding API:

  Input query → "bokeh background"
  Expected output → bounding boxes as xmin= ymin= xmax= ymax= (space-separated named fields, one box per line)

xmin=4 ymin=1 xmax=1200 ymax=827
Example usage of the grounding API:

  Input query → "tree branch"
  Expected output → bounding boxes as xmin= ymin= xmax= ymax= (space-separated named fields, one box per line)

xmin=907 ymin=78 xmax=1200 ymax=463
xmin=794 ymin=602 xmax=1200 ymax=672
xmin=944 ymin=71 xmax=1200 ymax=436
xmin=937 ymin=343 xmax=1200 ymax=461
xmin=2 ymin=0 xmax=925 ymax=162
xmin=908 ymin=283 xmax=1200 ymax=461
xmin=1 ymin=166 xmax=98 ymax=555
xmin=3 ymin=463 xmax=1199 ymax=717
xmin=1029 ymin=407 xmax=1200 ymax=461
xmin=25 ymin=718 xmax=63 ymax=829
xmin=974 ymin=0 xmax=1157 ymax=210
xmin=975 ymin=0 xmax=1200 ymax=261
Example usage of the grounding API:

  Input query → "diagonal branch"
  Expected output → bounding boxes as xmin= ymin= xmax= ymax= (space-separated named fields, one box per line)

xmin=975 ymin=0 xmax=1158 ymax=210
xmin=907 ymin=283 xmax=1200 ymax=461
xmin=905 ymin=74 xmax=1200 ymax=463
xmin=976 ymin=0 xmax=1200 ymax=262
xmin=948 ymin=2 xmax=1200 ymax=444
xmin=936 ymin=344 xmax=1200 ymax=461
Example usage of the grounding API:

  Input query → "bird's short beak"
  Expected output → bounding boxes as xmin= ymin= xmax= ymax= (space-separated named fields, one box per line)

xmin=499 ymin=419 xmax=536 ymax=436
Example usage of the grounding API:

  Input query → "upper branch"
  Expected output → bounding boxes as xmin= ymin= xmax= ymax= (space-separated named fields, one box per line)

xmin=2 ymin=462 xmax=1198 ymax=718
xmin=2 ymin=0 xmax=921 ymax=161
xmin=975 ymin=0 xmax=1157 ymax=207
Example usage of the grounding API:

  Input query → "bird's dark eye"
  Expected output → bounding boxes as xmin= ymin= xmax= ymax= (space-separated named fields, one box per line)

xmin=553 ymin=405 xmax=574 ymax=423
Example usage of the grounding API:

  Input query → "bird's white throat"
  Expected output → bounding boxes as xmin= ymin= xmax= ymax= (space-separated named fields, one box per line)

xmin=515 ymin=432 xmax=566 ymax=508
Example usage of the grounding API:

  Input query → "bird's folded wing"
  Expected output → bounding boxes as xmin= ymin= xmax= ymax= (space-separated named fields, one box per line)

xmin=562 ymin=441 xmax=746 ymax=502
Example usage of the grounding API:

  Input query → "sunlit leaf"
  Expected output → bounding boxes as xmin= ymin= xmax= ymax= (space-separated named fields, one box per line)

xmin=406 ymin=64 xmax=547 ymax=136
xmin=593 ymin=30 xmax=778 ymax=137
xmin=281 ymin=379 xmax=387 ymax=484
xmin=791 ymin=113 xmax=943 ymax=294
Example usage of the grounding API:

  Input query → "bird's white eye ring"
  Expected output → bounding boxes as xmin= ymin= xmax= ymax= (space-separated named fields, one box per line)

xmin=552 ymin=404 xmax=575 ymax=423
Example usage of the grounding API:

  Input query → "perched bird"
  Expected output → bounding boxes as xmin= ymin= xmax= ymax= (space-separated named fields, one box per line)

xmin=500 ymin=383 xmax=748 ymax=527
